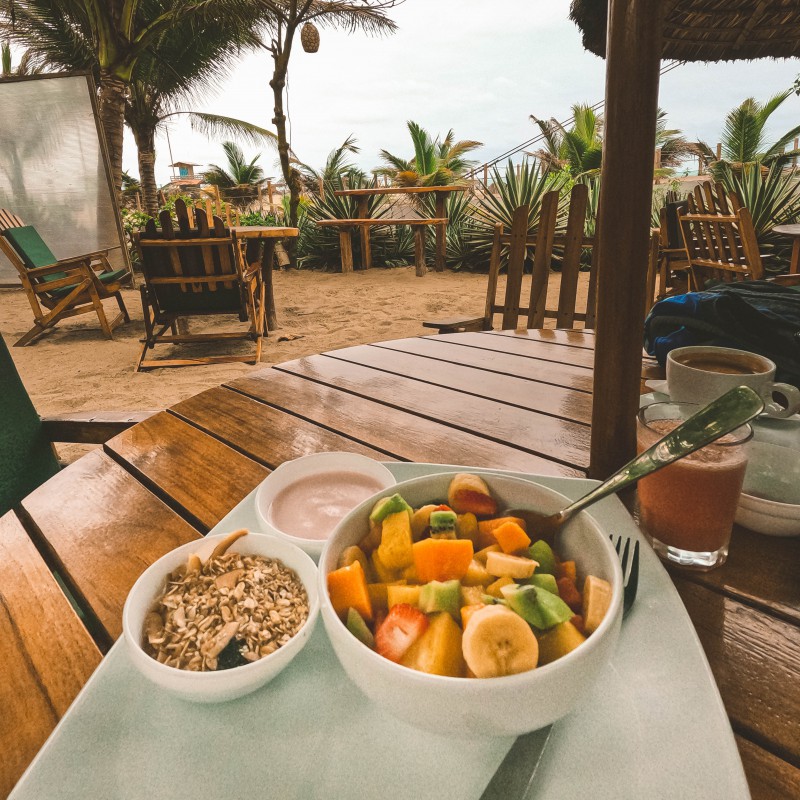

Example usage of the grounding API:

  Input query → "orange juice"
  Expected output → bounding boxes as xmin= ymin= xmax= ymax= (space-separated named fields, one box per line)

xmin=636 ymin=415 xmax=749 ymax=568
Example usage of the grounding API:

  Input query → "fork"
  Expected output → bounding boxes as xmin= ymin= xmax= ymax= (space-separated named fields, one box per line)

xmin=611 ymin=535 xmax=640 ymax=617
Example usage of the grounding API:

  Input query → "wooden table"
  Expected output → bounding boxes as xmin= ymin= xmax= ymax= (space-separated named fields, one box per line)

xmin=333 ymin=186 xmax=467 ymax=271
xmin=231 ymin=226 xmax=298 ymax=329
xmin=772 ymin=224 xmax=800 ymax=275
xmin=3 ymin=329 xmax=798 ymax=798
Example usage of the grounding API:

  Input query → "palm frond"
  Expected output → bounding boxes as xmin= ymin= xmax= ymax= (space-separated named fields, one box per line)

xmin=174 ymin=112 xmax=279 ymax=150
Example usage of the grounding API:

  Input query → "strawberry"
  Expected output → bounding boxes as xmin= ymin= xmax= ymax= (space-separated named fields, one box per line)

xmin=374 ymin=604 xmax=428 ymax=662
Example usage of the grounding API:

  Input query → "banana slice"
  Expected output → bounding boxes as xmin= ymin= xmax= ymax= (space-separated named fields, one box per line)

xmin=461 ymin=605 xmax=539 ymax=678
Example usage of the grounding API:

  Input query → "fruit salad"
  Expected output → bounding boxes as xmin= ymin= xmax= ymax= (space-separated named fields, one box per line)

xmin=326 ymin=473 xmax=613 ymax=679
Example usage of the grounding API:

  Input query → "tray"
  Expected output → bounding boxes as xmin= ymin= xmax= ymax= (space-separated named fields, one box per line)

xmin=10 ymin=463 xmax=750 ymax=800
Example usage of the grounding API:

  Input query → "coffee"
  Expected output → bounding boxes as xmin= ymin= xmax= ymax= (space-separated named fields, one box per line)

xmin=674 ymin=356 xmax=762 ymax=375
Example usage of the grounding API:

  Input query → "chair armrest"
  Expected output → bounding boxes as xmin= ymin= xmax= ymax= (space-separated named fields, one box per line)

xmin=422 ymin=316 xmax=488 ymax=334
xmin=771 ymin=274 xmax=800 ymax=287
xmin=26 ymin=261 xmax=90 ymax=279
xmin=41 ymin=411 xmax=158 ymax=444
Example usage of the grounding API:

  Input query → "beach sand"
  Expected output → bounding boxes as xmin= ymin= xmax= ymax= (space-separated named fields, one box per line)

xmin=1 ymin=266 xmax=588 ymax=457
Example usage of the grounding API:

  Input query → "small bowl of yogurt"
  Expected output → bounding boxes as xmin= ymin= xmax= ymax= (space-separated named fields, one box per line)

xmin=255 ymin=452 xmax=396 ymax=560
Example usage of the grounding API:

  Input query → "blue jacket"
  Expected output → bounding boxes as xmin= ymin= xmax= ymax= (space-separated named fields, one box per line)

xmin=644 ymin=280 xmax=800 ymax=385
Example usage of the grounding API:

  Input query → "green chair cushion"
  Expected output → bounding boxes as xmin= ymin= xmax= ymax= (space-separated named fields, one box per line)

xmin=153 ymin=284 xmax=243 ymax=314
xmin=3 ymin=225 xmax=67 ymax=283
xmin=0 ymin=336 xmax=59 ymax=516
xmin=48 ymin=268 xmax=129 ymax=298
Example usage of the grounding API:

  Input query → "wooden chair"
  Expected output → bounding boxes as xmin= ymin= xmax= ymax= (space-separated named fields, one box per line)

xmin=134 ymin=199 xmax=265 ymax=370
xmin=0 ymin=334 xmax=153 ymax=516
xmin=653 ymin=199 xmax=691 ymax=299
xmin=423 ymin=182 xmax=597 ymax=332
xmin=0 ymin=208 xmax=132 ymax=346
xmin=678 ymin=183 xmax=764 ymax=289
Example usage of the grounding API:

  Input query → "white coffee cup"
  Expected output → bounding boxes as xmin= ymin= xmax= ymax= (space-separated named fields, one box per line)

xmin=666 ymin=346 xmax=800 ymax=418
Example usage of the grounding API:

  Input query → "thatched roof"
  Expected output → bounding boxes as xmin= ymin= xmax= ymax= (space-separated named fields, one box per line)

xmin=570 ymin=0 xmax=800 ymax=61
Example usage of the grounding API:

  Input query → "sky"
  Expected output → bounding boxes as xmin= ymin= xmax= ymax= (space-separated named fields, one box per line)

xmin=120 ymin=0 xmax=800 ymax=186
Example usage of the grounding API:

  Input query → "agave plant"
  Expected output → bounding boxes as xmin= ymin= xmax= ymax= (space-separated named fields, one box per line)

xmin=464 ymin=159 xmax=570 ymax=271
xmin=377 ymin=122 xmax=482 ymax=187
xmin=717 ymin=162 xmax=800 ymax=270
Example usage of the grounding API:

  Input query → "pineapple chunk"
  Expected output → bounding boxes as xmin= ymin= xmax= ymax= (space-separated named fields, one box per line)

xmin=461 ymin=558 xmax=492 ymax=587
xmin=486 ymin=551 xmax=537 ymax=579
xmin=400 ymin=612 xmax=466 ymax=677
xmin=485 ymin=575 xmax=516 ymax=598
xmin=537 ymin=621 xmax=586 ymax=665
xmin=460 ymin=585 xmax=485 ymax=606
xmin=377 ymin=511 xmax=414 ymax=570
xmin=456 ymin=513 xmax=479 ymax=545
xmin=582 ymin=575 xmax=612 ymax=634
xmin=367 ymin=580 xmax=406 ymax=612
xmin=474 ymin=544 xmax=501 ymax=564
xmin=371 ymin=548 xmax=399 ymax=583
xmin=387 ymin=584 xmax=421 ymax=608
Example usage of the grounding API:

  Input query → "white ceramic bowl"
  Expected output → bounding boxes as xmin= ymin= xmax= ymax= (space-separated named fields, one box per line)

xmin=319 ymin=472 xmax=624 ymax=737
xmin=735 ymin=441 xmax=800 ymax=537
xmin=255 ymin=452 xmax=396 ymax=560
xmin=123 ymin=531 xmax=319 ymax=703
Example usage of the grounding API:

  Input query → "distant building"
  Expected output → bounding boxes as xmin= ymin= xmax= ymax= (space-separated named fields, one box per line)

xmin=169 ymin=161 xmax=203 ymax=187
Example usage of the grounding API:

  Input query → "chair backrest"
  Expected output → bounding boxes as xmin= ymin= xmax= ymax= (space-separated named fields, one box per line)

xmin=0 ymin=335 xmax=60 ymax=516
xmin=484 ymin=183 xmax=597 ymax=330
xmin=135 ymin=198 xmax=246 ymax=315
xmin=678 ymin=200 xmax=763 ymax=287
xmin=0 ymin=209 xmax=69 ymax=286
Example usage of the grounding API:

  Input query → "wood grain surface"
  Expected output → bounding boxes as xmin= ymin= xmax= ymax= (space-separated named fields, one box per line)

xmin=0 ymin=512 xmax=102 ymax=798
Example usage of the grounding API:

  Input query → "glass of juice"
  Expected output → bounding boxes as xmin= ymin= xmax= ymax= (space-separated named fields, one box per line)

xmin=636 ymin=402 xmax=752 ymax=571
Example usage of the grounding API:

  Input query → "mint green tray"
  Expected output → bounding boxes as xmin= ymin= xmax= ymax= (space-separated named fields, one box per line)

xmin=10 ymin=463 xmax=749 ymax=799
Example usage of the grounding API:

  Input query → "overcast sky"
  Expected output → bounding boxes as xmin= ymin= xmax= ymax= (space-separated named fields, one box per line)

xmin=121 ymin=0 xmax=800 ymax=186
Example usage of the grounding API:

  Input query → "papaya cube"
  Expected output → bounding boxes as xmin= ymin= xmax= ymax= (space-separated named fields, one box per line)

xmin=412 ymin=537 xmax=474 ymax=583
xmin=477 ymin=517 xmax=527 ymax=549
xmin=493 ymin=521 xmax=532 ymax=554
xmin=400 ymin=612 xmax=466 ymax=677
xmin=460 ymin=603 xmax=486 ymax=631
xmin=377 ymin=511 xmax=414 ymax=570
xmin=327 ymin=560 xmax=372 ymax=621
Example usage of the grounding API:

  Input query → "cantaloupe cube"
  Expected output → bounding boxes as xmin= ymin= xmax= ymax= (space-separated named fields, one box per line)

xmin=460 ymin=603 xmax=485 ymax=630
xmin=477 ymin=517 xmax=527 ymax=548
xmin=377 ymin=511 xmax=414 ymax=570
xmin=537 ymin=621 xmax=586 ymax=665
xmin=412 ymin=538 xmax=473 ymax=583
xmin=400 ymin=612 xmax=466 ymax=677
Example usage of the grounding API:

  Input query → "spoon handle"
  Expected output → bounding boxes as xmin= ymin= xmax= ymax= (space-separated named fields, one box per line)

xmin=556 ymin=385 xmax=765 ymax=525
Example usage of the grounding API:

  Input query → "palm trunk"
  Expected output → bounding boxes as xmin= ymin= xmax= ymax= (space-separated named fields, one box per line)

xmin=270 ymin=29 xmax=301 ymax=268
xmin=133 ymin=127 xmax=159 ymax=217
xmin=98 ymin=69 xmax=128 ymax=198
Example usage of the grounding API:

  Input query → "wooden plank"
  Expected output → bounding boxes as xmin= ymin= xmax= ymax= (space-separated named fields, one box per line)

xmin=556 ymin=183 xmax=589 ymax=328
xmin=736 ymin=735 xmax=800 ymax=800
xmin=673 ymin=579 xmax=800 ymax=762
xmin=373 ymin=338 xmax=594 ymax=392
xmin=501 ymin=205 xmax=528 ymax=330
xmin=437 ymin=331 xmax=596 ymax=368
xmin=104 ymin=412 xmax=267 ymax=532
xmin=413 ymin=226 xmax=426 ymax=277
xmin=170 ymin=386 xmax=392 ymax=465
xmin=228 ymin=370 xmax=583 ymax=477
xmin=339 ymin=229 xmax=353 ymax=273
xmin=434 ymin=190 xmax=446 ymax=272
xmin=41 ymin=410 xmax=157 ymax=444
xmin=0 ymin=512 xmax=102 ymax=798
xmin=529 ymin=192 xmax=558 ymax=328
xmin=269 ymin=355 xmax=592 ymax=469
xmin=316 ymin=218 xmax=447 ymax=227
xmin=326 ymin=343 xmax=593 ymax=423
xmin=669 ymin=525 xmax=800 ymax=624
xmin=334 ymin=186 xmax=466 ymax=196
xmin=20 ymin=450 xmax=200 ymax=641
xmin=480 ymin=329 xmax=596 ymax=350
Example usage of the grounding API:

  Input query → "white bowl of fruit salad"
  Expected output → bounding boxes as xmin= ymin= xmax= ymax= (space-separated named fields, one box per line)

xmin=319 ymin=472 xmax=623 ymax=737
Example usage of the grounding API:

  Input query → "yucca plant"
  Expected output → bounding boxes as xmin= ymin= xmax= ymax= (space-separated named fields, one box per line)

xmin=717 ymin=162 xmax=800 ymax=270
xmin=464 ymin=159 xmax=569 ymax=271
xmin=530 ymin=104 xmax=603 ymax=179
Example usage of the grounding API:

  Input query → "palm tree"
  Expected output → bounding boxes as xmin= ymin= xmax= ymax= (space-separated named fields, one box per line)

xmin=655 ymin=108 xmax=698 ymax=177
xmin=699 ymin=88 xmax=800 ymax=171
xmin=299 ymin=134 xmax=367 ymax=193
xmin=124 ymin=21 xmax=276 ymax=215
xmin=1 ymin=41 xmax=44 ymax=75
xmin=2 ymin=0 xmax=272 ymax=193
xmin=530 ymin=103 xmax=603 ymax=179
xmin=377 ymin=121 xmax=482 ymax=186
xmin=204 ymin=141 xmax=265 ymax=188
xmin=259 ymin=0 xmax=401 ymax=266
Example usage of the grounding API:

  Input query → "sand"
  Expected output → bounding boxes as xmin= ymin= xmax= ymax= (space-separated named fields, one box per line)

xmin=2 ymin=265 xmax=588 ymax=419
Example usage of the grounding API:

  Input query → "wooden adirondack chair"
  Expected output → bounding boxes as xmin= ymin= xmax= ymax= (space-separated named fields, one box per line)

xmin=0 ymin=208 xmax=131 ymax=346
xmin=423 ymin=182 xmax=598 ymax=332
xmin=678 ymin=182 xmax=764 ymax=289
xmin=134 ymin=199 xmax=265 ymax=370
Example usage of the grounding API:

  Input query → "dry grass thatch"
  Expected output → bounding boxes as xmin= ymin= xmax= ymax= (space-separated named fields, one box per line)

xmin=570 ymin=0 xmax=800 ymax=62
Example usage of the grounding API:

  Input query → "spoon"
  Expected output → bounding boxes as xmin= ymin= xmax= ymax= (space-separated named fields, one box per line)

xmin=507 ymin=385 xmax=764 ymax=538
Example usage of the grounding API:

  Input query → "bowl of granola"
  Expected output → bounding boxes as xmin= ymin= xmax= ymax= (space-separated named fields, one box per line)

xmin=123 ymin=529 xmax=319 ymax=703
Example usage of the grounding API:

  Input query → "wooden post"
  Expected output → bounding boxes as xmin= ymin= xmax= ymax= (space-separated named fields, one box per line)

xmin=413 ymin=227 xmax=427 ymax=277
xmin=356 ymin=196 xmax=371 ymax=269
xmin=716 ymin=142 xmax=722 ymax=161
xmin=589 ymin=0 xmax=664 ymax=479
xmin=214 ymin=185 xmax=222 ymax=216
xmin=654 ymin=147 xmax=662 ymax=172
xmin=205 ymin=198 xmax=213 ymax=222
xmin=318 ymin=177 xmax=325 ymax=200
xmin=483 ymin=164 xmax=489 ymax=186
xmin=257 ymin=183 xmax=262 ymax=210
xmin=434 ymin=191 xmax=446 ymax=271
